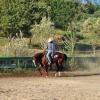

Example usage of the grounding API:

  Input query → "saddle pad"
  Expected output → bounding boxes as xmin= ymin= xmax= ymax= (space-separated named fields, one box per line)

xmin=54 ymin=54 xmax=58 ymax=58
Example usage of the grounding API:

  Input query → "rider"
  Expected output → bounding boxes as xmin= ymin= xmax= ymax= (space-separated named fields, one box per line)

xmin=46 ymin=37 xmax=56 ymax=65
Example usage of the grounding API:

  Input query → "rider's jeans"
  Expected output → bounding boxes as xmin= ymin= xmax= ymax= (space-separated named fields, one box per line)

xmin=46 ymin=50 xmax=52 ymax=64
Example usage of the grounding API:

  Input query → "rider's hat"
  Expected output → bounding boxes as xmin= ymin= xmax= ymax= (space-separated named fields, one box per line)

xmin=48 ymin=37 xmax=54 ymax=42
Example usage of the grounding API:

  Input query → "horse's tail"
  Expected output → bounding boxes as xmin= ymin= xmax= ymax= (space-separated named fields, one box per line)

xmin=64 ymin=54 xmax=67 ymax=61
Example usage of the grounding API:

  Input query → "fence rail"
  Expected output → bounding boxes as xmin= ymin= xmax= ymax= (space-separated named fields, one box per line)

xmin=0 ymin=56 xmax=100 ymax=69
xmin=0 ymin=57 xmax=34 ymax=69
xmin=75 ymin=50 xmax=100 ymax=54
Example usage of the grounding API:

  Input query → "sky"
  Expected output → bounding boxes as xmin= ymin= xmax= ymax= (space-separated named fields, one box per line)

xmin=81 ymin=0 xmax=100 ymax=5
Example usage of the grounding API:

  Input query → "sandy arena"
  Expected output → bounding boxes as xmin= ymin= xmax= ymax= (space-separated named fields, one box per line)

xmin=0 ymin=76 xmax=100 ymax=100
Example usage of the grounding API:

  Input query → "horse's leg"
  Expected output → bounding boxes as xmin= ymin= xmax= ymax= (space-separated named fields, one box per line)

xmin=59 ymin=64 xmax=64 ymax=76
xmin=57 ymin=59 xmax=64 ymax=76
xmin=59 ymin=64 xmax=63 ymax=71
xmin=49 ymin=65 xmax=52 ymax=71
xmin=54 ymin=63 xmax=59 ymax=77
xmin=38 ymin=67 xmax=43 ymax=76
xmin=40 ymin=65 xmax=48 ymax=77
xmin=55 ymin=63 xmax=63 ymax=77
xmin=44 ymin=65 xmax=49 ymax=77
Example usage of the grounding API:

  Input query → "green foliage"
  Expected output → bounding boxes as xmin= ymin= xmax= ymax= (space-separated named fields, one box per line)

xmin=83 ymin=2 xmax=96 ymax=14
xmin=64 ymin=32 xmax=77 ymax=70
xmin=0 ymin=0 xmax=99 ymax=50
xmin=2 ymin=32 xmax=30 ymax=57
xmin=0 ymin=0 xmax=48 ymax=36
xmin=31 ymin=17 xmax=55 ymax=48
xmin=0 ymin=0 xmax=99 ymax=37
xmin=81 ymin=17 xmax=100 ymax=55
xmin=81 ymin=17 xmax=100 ymax=37
xmin=63 ymin=21 xmax=78 ymax=70
xmin=0 ymin=37 xmax=9 ymax=46
xmin=93 ymin=10 xmax=100 ymax=17
xmin=49 ymin=0 xmax=81 ymax=30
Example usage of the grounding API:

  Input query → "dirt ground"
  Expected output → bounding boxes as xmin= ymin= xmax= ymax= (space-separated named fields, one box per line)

xmin=0 ymin=76 xmax=100 ymax=100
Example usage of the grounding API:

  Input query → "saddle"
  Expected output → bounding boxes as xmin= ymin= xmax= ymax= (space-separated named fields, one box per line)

xmin=45 ymin=52 xmax=58 ymax=63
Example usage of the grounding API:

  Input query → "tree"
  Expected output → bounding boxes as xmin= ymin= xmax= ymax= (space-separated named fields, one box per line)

xmin=63 ymin=21 xmax=79 ymax=70
xmin=78 ymin=2 xmax=97 ymax=21
xmin=62 ymin=9 xmax=82 ymax=70
xmin=81 ymin=17 xmax=100 ymax=55
xmin=0 ymin=0 xmax=49 ymax=37
xmin=30 ymin=17 xmax=55 ymax=49
xmin=93 ymin=10 xmax=100 ymax=18
xmin=48 ymin=0 xmax=81 ymax=30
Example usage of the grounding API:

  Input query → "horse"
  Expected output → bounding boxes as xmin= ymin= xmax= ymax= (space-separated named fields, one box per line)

xmin=32 ymin=51 xmax=67 ymax=77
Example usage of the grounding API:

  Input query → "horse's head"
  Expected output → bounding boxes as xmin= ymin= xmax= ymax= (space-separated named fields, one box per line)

xmin=32 ymin=52 xmax=44 ymax=67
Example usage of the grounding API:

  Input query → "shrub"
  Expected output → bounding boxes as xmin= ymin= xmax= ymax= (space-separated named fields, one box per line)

xmin=30 ymin=17 xmax=55 ymax=49
xmin=3 ymin=31 xmax=30 ymax=56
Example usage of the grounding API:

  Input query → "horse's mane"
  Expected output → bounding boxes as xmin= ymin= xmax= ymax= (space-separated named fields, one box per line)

xmin=33 ymin=52 xmax=44 ymax=58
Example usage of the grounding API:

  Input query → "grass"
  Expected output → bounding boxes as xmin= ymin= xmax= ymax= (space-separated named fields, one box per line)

xmin=0 ymin=37 xmax=9 ymax=56
xmin=0 ymin=37 xmax=9 ymax=46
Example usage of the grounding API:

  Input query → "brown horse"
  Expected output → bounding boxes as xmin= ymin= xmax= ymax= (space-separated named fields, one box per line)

xmin=33 ymin=51 xmax=67 ymax=77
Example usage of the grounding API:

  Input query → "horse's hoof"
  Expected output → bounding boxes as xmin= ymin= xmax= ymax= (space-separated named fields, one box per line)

xmin=55 ymin=73 xmax=57 ymax=77
xmin=45 ymin=76 xmax=48 ymax=78
xmin=58 ymin=72 xmax=61 ymax=77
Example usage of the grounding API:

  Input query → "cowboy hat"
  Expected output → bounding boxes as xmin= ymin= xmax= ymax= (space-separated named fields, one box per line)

xmin=48 ymin=37 xmax=54 ymax=42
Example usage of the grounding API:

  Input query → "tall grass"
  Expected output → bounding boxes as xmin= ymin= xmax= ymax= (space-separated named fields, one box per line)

xmin=2 ymin=32 xmax=31 ymax=57
xmin=0 ymin=37 xmax=9 ymax=46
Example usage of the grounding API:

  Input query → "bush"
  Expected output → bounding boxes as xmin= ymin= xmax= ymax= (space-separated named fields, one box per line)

xmin=3 ymin=32 xmax=30 ymax=56
xmin=31 ymin=17 xmax=55 ymax=49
